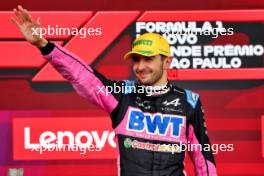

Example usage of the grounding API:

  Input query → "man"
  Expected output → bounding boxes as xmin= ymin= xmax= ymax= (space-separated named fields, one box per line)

xmin=11 ymin=5 xmax=217 ymax=176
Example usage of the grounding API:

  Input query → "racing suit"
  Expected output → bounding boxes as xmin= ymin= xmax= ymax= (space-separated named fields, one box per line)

xmin=40 ymin=42 xmax=217 ymax=176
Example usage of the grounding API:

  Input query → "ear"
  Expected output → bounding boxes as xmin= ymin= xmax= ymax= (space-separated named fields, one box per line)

xmin=163 ymin=57 xmax=172 ymax=69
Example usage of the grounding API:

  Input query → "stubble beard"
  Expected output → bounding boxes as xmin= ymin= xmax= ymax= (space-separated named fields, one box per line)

xmin=136 ymin=63 xmax=164 ymax=86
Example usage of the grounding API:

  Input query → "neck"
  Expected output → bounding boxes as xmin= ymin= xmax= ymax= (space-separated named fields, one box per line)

xmin=143 ymin=78 xmax=170 ymax=96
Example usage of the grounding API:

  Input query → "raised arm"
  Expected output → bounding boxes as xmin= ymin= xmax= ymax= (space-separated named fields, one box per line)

xmin=11 ymin=5 xmax=124 ymax=114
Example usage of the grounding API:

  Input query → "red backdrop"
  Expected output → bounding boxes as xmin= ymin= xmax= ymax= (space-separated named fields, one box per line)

xmin=0 ymin=1 xmax=264 ymax=176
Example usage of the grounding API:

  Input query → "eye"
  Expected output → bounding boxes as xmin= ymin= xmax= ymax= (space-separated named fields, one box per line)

xmin=132 ymin=56 xmax=140 ymax=63
xmin=145 ymin=57 xmax=154 ymax=62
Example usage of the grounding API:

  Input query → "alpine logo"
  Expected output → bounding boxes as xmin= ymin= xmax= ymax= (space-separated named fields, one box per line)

xmin=163 ymin=98 xmax=181 ymax=107
xmin=126 ymin=108 xmax=184 ymax=138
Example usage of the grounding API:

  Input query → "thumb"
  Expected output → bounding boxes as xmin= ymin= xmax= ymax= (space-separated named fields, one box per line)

xmin=36 ymin=17 xmax=41 ymax=27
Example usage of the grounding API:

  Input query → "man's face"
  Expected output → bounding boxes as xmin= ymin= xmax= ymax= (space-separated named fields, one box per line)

xmin=132 ymin=54 xmax=166 ymax=86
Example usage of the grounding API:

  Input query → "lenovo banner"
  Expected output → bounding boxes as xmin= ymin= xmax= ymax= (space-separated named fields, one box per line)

xmin=13 ymin=117 xmax=116 ymax=160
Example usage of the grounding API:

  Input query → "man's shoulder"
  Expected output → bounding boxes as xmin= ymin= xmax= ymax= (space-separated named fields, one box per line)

xmin=171 ymin=84 xmax=200 ymax=109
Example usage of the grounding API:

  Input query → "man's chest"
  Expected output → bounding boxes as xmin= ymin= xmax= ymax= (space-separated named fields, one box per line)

xmin=114 ymin=94 xmax=188 ymax=143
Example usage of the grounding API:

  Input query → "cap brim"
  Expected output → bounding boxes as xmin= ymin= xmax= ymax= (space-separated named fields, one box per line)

xmin=124 ymin=50 xmax=159 ymax=60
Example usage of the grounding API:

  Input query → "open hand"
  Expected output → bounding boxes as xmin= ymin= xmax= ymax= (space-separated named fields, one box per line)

xmin=11 ymin=5 xmax=48 ymax=48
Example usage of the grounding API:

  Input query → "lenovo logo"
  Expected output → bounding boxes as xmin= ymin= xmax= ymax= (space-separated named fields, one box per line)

xmin=13 ymin=117 xmax=117 ymax=160
xmin=24 ymin=127 xmax=116 ymax=149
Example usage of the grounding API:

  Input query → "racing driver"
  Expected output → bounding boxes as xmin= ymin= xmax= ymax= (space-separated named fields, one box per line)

xmin=11 ymin=5 xmax=217 ymax=176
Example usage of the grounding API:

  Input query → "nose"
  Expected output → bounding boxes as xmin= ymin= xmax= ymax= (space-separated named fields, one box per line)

xmin=137 ymin=59 xmax=146 ymax=71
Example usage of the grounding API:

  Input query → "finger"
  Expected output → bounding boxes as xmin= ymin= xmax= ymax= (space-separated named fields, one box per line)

xmin=17 ymin=5 xmax=25 ymax=12
xmin=13 ymin=8 xmax=24 ymax=24
xmin=17 ymin=5 xmax=26 ymax=23
xmin=19 ymin=6 xmax=33 ymax=23
xmin=23 ymin=9 xmax=34 ymax=23
xmin=10 ymin=17 xmax=21 ymax=29
xmin=36 ymin=17 xmax=41 ymax=27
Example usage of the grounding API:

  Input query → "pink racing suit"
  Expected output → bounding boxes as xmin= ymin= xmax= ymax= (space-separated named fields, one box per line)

xmin=40 ymin=42 xmax=218 ymax=176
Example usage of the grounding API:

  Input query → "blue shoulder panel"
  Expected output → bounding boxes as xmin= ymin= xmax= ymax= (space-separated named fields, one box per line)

xmin=184 ymin=89 xmax=199 ymax=109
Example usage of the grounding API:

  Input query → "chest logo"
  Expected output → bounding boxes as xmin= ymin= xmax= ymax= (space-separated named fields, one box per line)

xmin=163 ymin=98 xmax=181 ymax=107
xmin=126 ymin=108 xmax=184 ymax=138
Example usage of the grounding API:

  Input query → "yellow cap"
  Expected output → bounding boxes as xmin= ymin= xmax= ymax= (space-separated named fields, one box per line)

xmin=124 ymin=33 xmax=171 ymax=60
